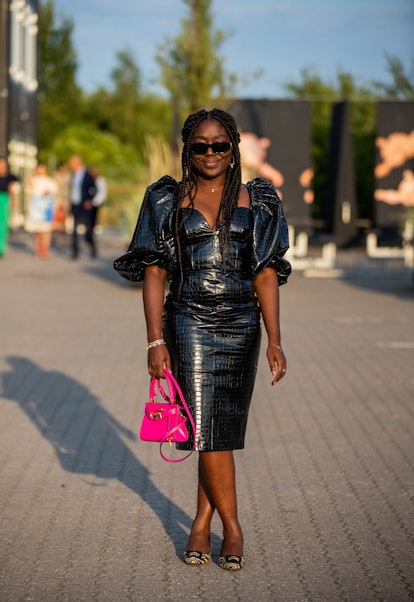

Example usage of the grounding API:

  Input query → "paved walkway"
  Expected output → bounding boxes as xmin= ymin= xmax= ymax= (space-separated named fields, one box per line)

xmin=0 ymin=231 xmax=413 ymax=601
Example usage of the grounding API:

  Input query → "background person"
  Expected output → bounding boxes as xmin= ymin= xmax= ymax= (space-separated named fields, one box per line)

xmin=52 ymin=161 xmax=71 ymax=244
xmin=25 ymin=164 xmax=57 ymax=258
xmin=114 ymin=108 xmax=291 ymax=571
xmin=0 ymin=158 xmax=20 ymax=257
xmin=69 ymin=155 xmax=97 ymax=259
xmin=88 ymin=165 xmax=107 ymax=232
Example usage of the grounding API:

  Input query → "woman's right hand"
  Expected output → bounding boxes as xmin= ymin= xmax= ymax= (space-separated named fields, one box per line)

xmin=148 ymin=345 xmax=171 ymax=380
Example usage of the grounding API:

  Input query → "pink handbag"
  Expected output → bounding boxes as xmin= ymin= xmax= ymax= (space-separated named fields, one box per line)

xmin=139 ymin=369 xmax=196 ymax=462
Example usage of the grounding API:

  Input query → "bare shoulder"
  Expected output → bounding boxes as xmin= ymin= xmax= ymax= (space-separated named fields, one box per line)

xmin=238 ymin=184 xmax=250 ymax=208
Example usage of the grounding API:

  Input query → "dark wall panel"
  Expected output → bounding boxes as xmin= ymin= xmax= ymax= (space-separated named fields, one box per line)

xmin=230 ymin=100 xmax=313 ymax=231
xmin=375 ymin=101 xmax=414 ymax=245
xmin=325 ymin=102 xmax=358 ymax=246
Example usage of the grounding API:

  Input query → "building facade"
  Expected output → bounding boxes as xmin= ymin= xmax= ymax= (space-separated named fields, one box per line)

xmin=0 ymin=0 xmax=39 ymax=220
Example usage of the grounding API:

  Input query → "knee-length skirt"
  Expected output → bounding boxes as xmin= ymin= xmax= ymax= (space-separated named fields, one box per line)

xmin=163 ymin=298 xmax=261 ymax=451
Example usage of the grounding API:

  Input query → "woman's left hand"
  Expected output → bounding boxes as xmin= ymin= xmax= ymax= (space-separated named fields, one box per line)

xmin=267 ymin=344 xmax=286 ymax=386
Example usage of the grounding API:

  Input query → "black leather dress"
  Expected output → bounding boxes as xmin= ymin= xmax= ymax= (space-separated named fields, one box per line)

xmin=114 ymin=176 xmax=291 ymax=451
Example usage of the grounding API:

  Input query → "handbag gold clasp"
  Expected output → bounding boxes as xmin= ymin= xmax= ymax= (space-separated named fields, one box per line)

xmin=149 ymin=409 xmax=164 ymax=420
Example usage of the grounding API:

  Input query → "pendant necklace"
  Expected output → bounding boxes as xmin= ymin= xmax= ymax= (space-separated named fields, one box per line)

xmin=198 ymin=184 xmax=224 ymax=193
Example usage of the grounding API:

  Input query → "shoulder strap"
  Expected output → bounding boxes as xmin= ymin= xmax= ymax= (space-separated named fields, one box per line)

xmin=163 ymin=370 xmax=196 ymax=440
xmin=150 ymin=370 xmax=196 ymax=462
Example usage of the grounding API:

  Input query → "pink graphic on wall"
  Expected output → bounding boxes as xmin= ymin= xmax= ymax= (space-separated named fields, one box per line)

xmin=239 ymin=132 xmax=314 ymax=204
xmin=375 ymin=130 xmax=414 ymax=207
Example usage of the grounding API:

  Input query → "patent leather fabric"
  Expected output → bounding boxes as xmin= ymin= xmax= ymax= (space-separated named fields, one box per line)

xmin=114 ymin=176 xmax=291 ymax=451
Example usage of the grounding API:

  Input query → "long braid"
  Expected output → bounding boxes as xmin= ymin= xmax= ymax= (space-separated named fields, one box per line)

xmin=175 ymin=109 xmax=242 ymax=289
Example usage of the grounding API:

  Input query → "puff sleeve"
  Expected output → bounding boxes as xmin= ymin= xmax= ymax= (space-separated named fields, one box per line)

xmin=113 ymin=176 xmax=178 ymax=282
xmin=247 ymin=178 xmax=291 ymax=285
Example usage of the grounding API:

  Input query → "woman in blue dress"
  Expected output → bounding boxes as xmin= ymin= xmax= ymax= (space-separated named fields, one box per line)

xmin=114 ymin=108 xmax=291 ymax=570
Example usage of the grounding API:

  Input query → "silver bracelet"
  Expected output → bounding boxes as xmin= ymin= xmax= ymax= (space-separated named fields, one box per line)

xmin=146 ymin=338 xmax=166 ymax=350
xmin=270 ymin=343 xmax=283 ymax=352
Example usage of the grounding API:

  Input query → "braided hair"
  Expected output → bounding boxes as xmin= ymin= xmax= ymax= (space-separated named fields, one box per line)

xmin=174 ymin=108 xmax=242 ymax=286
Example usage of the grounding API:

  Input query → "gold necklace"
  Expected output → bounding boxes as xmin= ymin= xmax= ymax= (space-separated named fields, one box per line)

xmin=197 ymin=184 xmax=224 ymax=193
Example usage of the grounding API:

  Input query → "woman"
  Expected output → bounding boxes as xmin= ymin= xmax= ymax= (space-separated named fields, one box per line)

xmin=114 ymin=108 xmax=291 ymax=570
xmin=25 ymin=163 xmax=57 ymax=258
xmin=0 ymin=158 xmax=20 ymax=256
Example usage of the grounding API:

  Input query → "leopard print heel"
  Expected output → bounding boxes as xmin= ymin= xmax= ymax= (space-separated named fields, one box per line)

xmin=183 ymin=550 xmax=211 ymax=565
xmin=218 ymin=555 xmax=244 ymax=570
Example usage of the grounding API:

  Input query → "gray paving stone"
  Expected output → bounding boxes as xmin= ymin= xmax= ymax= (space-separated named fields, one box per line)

xmin=0 ymin=231 xmax=413 ymax=601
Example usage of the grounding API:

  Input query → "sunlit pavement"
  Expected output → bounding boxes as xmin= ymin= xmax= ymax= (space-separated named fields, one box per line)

xmin=1 ymin=230 xmax=413 ymax=601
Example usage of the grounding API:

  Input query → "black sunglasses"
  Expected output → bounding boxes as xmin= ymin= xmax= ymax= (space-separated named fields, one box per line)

xmin=190 ymin=141 xmax=232 ymax=155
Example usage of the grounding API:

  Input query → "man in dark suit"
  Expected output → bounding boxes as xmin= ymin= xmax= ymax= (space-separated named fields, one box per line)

xmin=69 ymin=155 xmax=97 ymax=259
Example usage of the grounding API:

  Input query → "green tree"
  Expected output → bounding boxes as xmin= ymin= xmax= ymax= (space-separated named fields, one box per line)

xmin=49 ymin=122 xmax=140 ymax=179
xmin=81 ymin=86 xmax=113 ymax=133
xmin=372 ymin=54 xmax=414 ymax=99
xmin=81 ymin=49 xmax=142 ymax=146
xmin=108 ymin=48 xmax=142 ymax=147
xmin=82 ymin=49 xmax=172 ymax=161
xmin=156 ymin=0 xmax=236 ymax=122
xmin=38 ymin=0 xmax=81 ymax=152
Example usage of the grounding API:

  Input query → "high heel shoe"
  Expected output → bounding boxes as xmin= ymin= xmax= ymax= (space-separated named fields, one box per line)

xmin=218 ymin=555 xmax=244 ymax=570
xmin=183 ymin=550 xmax=211 ymax=565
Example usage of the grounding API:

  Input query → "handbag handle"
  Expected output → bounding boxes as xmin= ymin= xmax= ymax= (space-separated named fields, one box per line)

xmin=150 ymin=369 xmax=196 ymax=462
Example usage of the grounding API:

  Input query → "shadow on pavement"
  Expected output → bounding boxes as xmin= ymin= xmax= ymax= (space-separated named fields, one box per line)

xmin=340 ymin=274 xmax=414 ymax=300
xmin=1 ymin=355 xmax=195 ymax=558
xmin=82 ymin=256 xmax=137 ymax=288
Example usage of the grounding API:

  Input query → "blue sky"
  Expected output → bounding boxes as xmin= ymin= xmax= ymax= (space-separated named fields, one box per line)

xmin=52 ymin=0 xmax=414 ymax=98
